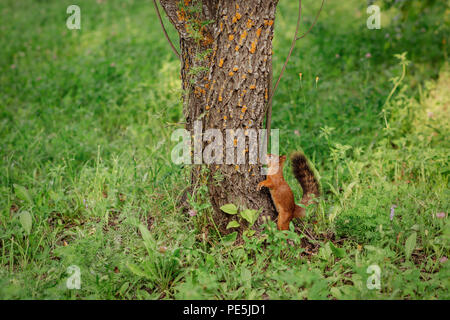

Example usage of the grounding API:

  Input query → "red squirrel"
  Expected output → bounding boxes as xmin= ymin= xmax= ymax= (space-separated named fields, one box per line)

xmin=257 ymin=152 xmax=320 ymax=230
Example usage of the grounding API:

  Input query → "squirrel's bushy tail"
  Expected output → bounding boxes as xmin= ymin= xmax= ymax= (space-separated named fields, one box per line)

xmin=291 ymin=152 xmax=320 ymax=218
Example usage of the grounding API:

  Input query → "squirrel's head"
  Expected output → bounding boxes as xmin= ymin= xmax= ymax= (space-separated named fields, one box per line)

xmin=266 ymin=154 xmax=286 ymax=174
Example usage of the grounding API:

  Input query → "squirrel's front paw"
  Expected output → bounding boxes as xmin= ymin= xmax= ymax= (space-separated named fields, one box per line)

xmin=256 ymin=182 xmax=263 ymax=191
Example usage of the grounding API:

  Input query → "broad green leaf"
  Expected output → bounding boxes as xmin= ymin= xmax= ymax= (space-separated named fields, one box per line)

xmin=126 ymin=262 xmax=148 ymax=278
xmin=222 ymin=231 xmax=237 ymax=246
xmin=405 ymin=232 xmax=417 ymax=259
xmin=138 ymin=224 xmax=155 ymax=251
xmin=226 ymin=220 xmax=240 ymax=229
xmin=330 ymin=287 xmax=342 ymax=299
xmin=329 ymin=241 xmax=346 ymax=258
xmin=205 ymin=254 xmax=215 ymax=267
xmin=318 ymin=242 xmax=332 ymax=261
xmin=241 ymin=267 xmax=251 ymax=284
xmin=243 ymin=229 xmax=256 ymax=237
xmin=19 ymin=211 xmax=32 ymax=235
xmin=220 ymin=204 xmax=238 ymax=215
xmin=364 ymin=245 xmax=384 ymax=254
xmin=240 ymin=209 xmax=261 ymax=226
xmin=14 ymin=184 xmax=32 ymax=204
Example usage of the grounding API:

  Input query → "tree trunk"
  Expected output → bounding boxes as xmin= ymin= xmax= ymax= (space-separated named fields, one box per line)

xmin=160 ymin=0 xmax=278 ymax=233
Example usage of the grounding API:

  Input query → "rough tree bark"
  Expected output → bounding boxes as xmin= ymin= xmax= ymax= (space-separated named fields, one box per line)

xmin=160 ymin=0 xmax=279 ymax=233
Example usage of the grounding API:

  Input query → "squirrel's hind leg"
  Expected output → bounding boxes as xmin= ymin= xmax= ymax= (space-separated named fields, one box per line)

xmin=293 ymin=204 xmax=306 ymax=218
xmin=277 ymin=209 xmax=292 ymax=230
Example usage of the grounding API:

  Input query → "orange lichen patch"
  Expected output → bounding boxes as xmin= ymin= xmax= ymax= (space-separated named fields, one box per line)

xmin=219 ymin=95 xmax=223 ymax=102
xmin=223 ymin=116 xmax=227 ymax=120
xmin=235 ymin=45 xmax=240 ymax=51
xmin=220 ymin=22 xmax=224 ymax=31
xmin=249 ymin=84 xmax=256 ymax=90
xmin=228 ymin=71 xmax=234 ymax=76
xmin=235 ymin=165 xmax=239 ymax=170
xmin=242 ymin=74 xmax=247 ymax=79
xmin=239 ymin=30 xmax=248 ymax=44
xmin=239 ymin=115 xmax=244 ymax=120
xmin=265 ymin=88 xmax=268 ymax=100
xmin=176 ymin=10 xmax=186 ymax=22
xmin=235 ymin=4 xmax=239 ymax=9
xmin=202 ymin=33 xmax=214 ymax=46
xmin=232 ymin=16 xmax=237 ymax=23
xmin=249 ymin=39 xmax=257 ymax=53
xmin=241 ymin=106 xmax=247 ymax=113
xmin=228 ymin=34 xmax=234 ymax=41
xmin=247 ymin=19 xmax=254 ymax=28
xmin=184 ymin=0 xmax=191 ymax=5
xmin=233 ymin=66 xmax=238 ymax=72
xmin=205 ymin=105 xmax=211 ymax=110
xmin=219 ymin=59 xmax=224 ymax=67
xmin=264 ymin=20 xmax=274 ymax=26
xmin=233 ymin=138 xmax=237 ymax=146
xmin=205 ymin=83 xmax=209 ymax=89
xmin=256 ymin=28 xmax=262 ymax=38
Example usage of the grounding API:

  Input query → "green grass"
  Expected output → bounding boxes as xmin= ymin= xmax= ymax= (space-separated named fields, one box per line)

xmin=0 ymin=0 xmax=448 ymax=299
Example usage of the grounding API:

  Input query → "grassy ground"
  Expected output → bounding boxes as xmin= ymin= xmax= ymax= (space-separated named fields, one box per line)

xmin=0 ymin=0 xmax=448 ymax=299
